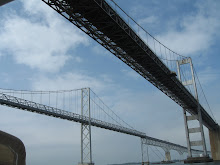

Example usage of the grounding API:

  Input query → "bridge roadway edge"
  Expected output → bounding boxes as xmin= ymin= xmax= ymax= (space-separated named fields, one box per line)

xmin=0 ymin=92 xmax=203 ymax=155
xmin=0 ymin=0 xmax=14 ymax=6
xmin=41 ymin=0 xmax=218 ymax=131
xmin=0 ymin=0 xmax=218 ymax=161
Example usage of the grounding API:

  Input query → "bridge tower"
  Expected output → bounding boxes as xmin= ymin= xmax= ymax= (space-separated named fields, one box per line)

xmin=176 ymin=58 xmax=212 ymax=162
xmin=141 ymin=138 xmax=150 ymax=165
xmin=164 ymin=149 xmax=171 ymax=161
xmin=79 ymin=88 xmax=94 ymax=165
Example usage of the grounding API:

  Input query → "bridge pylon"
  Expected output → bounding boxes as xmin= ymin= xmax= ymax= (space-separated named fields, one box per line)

xmin=141 ymin=138 xmax=150 ymax=165
xmin=164 ymin=150 xmax=171 ymax=161
xmin=177 ymin=58 xmax=212 ymax=163
xmin=79 ymin=88 xmax=94 ymax=165
xmin=209 ymin=126 xmax=220 ymax=160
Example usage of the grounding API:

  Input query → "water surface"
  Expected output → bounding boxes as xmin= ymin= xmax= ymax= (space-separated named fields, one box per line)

xmin=110 ymin=162 xmax=220 ymax=165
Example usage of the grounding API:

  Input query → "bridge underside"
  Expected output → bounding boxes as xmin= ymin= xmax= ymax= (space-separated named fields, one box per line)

xmin=0 ymin=0 xmax=14 ymax=6
xmin=0 ymin=91 xmax=203 ymax=155
xmin=42 ymin=0 xmax=218 ymax=130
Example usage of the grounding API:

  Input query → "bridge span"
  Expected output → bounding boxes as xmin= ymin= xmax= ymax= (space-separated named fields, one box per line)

xmin=39 ymin=0 xmax=219 ymax=162
xmin=0 ymin=88 xmax=203 ymax=162
xmin=41 ymin=0 xmax=218 ymax=131
xmin=1 ymin=0 xmax=220 ymax=164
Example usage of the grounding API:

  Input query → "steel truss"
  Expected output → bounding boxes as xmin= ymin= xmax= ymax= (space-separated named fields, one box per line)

xmin=0 ymin=91 xmax=143 ymax=138
xmin=41 ymin=0 xmax=218 ymax=130
xmin=0 ymin=0 xmax=14 ymax=6
xmin=0 ymin=90 xmax=203 ymax=155
xmin=80 ymin=88 xmax=93 ymax=164
xmin=177 ymin=58 xmax=207 ymax=157
xmin=141 ymin=138 xmax=202 ymax=156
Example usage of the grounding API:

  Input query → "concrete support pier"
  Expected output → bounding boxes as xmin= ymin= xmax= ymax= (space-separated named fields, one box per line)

xmin=78 ymin=163 xmax=94 ymax=165
xmin=165 ymin=151 xmax=171 ymax=161
xmin=209 ymin=127 xmax=220 ymax=160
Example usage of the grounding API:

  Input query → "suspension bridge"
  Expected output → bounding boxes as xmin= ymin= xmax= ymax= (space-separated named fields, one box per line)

xmin=0 ymin=0 xmax=220 ymax=165
xmin=0 ymin=88 xmax=204 ymax=162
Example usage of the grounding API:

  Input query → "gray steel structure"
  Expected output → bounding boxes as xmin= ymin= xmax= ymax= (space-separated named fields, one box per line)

xmin=0 ymin=0 xmax=14 ymax=6
xmin=80 ymin=88 xmax=93 ymax=165
xmin=177 ymin=58 xmax=207 ymax=157
xmin=40 ymin=0 xmax=218 ymax=131
xmin=0 ymin=91 xmax=202 ymax=155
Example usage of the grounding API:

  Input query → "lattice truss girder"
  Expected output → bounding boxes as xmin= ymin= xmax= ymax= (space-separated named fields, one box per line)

xmin=141 ymin=138 xmax=202 ymax=155
xmin=0 ymin=92 xmax=144 ymax=137
xmin=41 ymin=0 xmax=217 ymax=130
xmin=0 ymin=90 xmax=205 ymax=156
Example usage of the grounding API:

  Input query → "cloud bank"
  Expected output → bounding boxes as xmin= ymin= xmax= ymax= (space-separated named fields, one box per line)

xmin=0 ymin=0 xmax=89 ymax=72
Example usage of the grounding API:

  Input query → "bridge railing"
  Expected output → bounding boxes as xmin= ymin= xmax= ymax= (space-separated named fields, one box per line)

xmin=103 ymin=0 xmax=216 ymax=128
xmin=0 ymin=88 xmax=205 ymax=154
xmin=105 ymin=0 xmax=196 ymax=96
xmin=106 ymin=0 xmax=185 ymax=72
xmin=0 ymin=89 xmax=144 ymax=137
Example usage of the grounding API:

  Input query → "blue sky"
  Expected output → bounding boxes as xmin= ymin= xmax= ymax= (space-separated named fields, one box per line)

xmin=0 ymin=0 xmax=220 ymax=164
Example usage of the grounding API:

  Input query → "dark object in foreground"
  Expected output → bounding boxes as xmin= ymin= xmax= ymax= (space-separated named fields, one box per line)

xmin=0 ymin=130 xmax=26 ymax=165
xmin=0 ymin=0 xmax=14 ymax=6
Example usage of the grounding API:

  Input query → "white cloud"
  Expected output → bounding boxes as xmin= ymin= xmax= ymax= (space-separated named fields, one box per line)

xmin=156 ymin=5 xmax=220 ymax=56
xmin=100 ymin=74 xmax=114 ymax=83
xmin=197 ymin=67 xmax=219 ymax=85
xmin=129 ymin=4 xmax=152 ymax=18
xmin=92 ymin=45 xmax=111 ymax=57
xmin=121 ymin=69 xmax=140 ymax=80
xmin=129 ymin=0 xmax=220 ymax=62
xmin=73 ymin=56 xmax=83 ymax=63
xmin=31 ymin=72 xmax=109 ymax=93
xmin=21 ymin=0 xmax=54 ymax=18
xmin=138 ymin=16 xmax=158 ymax=26
xmin=0 ymin=0 xmax=89 ymax=72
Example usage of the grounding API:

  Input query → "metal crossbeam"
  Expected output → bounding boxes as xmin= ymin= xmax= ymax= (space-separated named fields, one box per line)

xmin=177 ymin=57 xmax=208 ymax=157
xmin=40 ymin=0 xmax=218 ymax=130
xmin=0 ymin=92 xmax=202 ymax=154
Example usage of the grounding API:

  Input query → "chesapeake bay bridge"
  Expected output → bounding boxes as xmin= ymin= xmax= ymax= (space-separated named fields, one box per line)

xmin=0 ymin=0 xmax=220 ymax=165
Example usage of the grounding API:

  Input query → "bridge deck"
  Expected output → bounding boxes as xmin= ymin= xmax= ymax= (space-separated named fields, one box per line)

xmin=0 ymin=92 xmax=203 ymax=153
xmin=41 ymin=0 xmax=218 ymax=130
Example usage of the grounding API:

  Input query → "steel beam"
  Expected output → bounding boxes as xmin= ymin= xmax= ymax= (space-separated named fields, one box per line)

xmin=40 ymin=0 xmax=218 ymax=130
xmin=0 ymin=0 xmax=14 ymax=6
xmin=177 ymin=58 xmax=208 ymax=157
xmin=0 ymin=92 xmax=203 ymax=155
